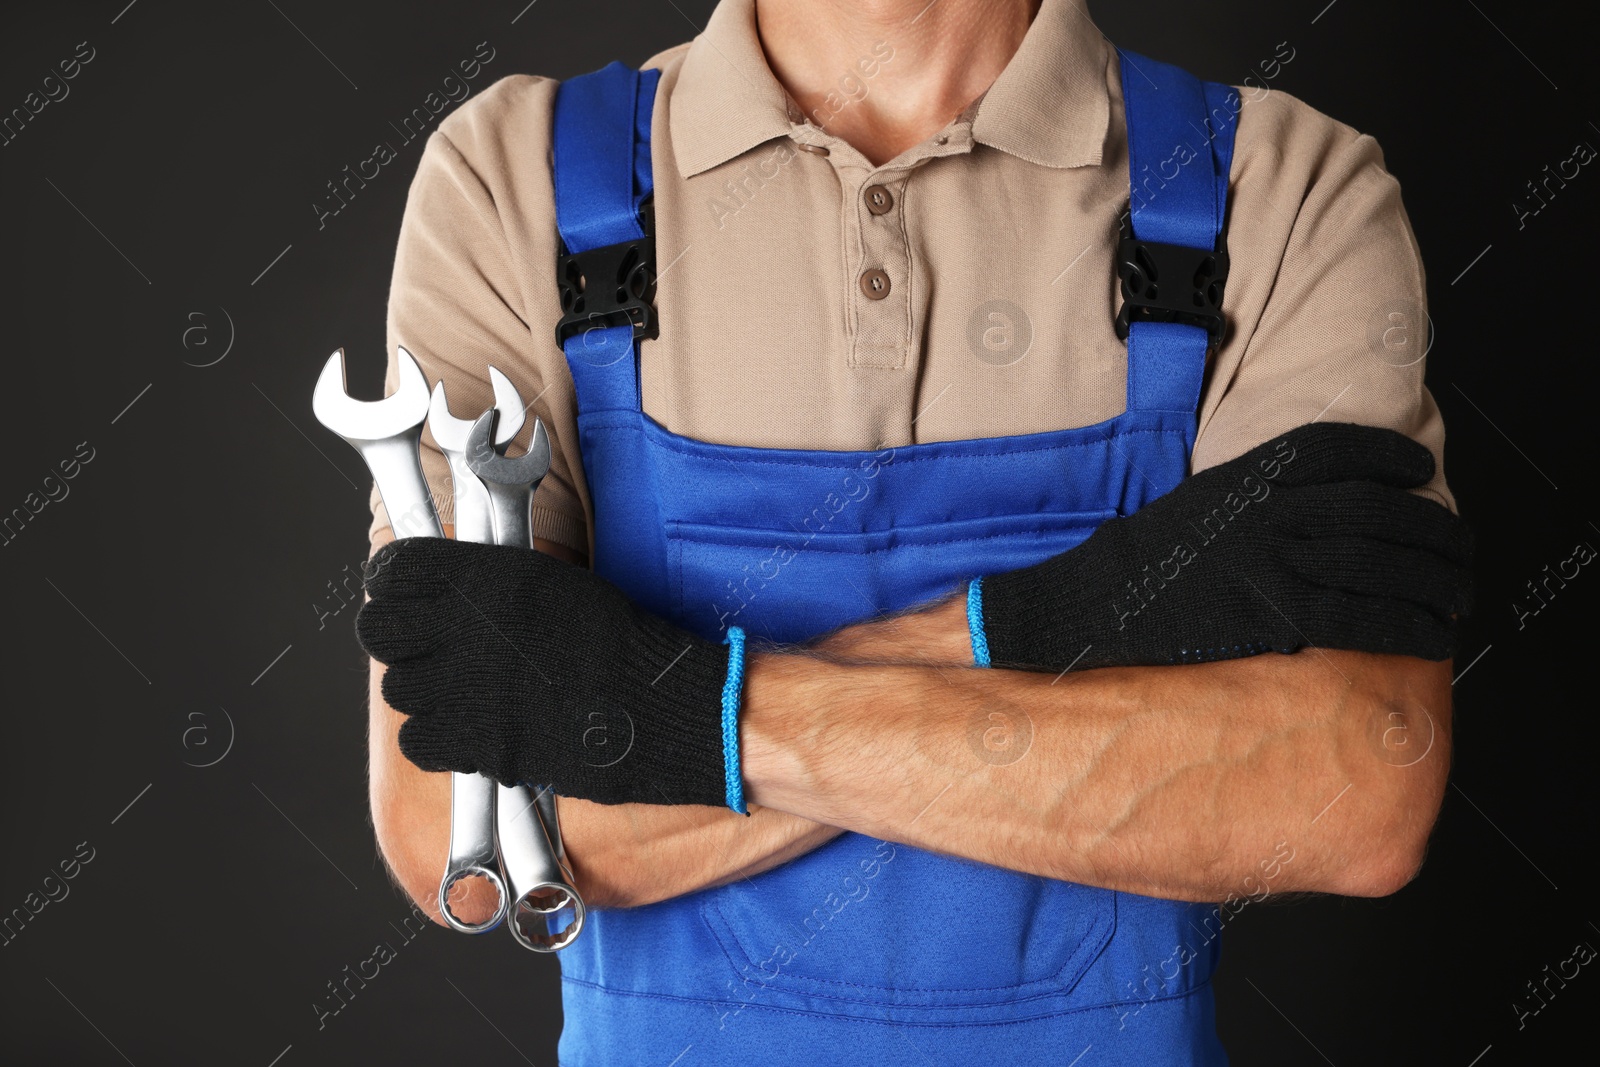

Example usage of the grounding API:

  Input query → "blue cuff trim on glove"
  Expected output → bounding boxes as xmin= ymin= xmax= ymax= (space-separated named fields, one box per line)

xmin=721 ymin=626 xmax=750 ymax=814
xmin=967 ymin=578 xmax=992 ymax=667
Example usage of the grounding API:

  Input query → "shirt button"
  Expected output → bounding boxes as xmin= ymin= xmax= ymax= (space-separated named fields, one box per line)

xmin=864 ymin=184 xmax=894 ymax=215
xmin=796 ymin=142 xmax=830 ymax=156
xmin=860 ymin=269 xmax=891 ymax=300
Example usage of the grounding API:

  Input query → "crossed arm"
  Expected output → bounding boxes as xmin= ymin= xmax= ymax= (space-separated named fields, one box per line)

xmin=368 ymin=531 xmax=1451 ymax=921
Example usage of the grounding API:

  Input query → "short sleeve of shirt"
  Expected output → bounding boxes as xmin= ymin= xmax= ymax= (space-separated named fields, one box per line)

xmin=367 ymin=75 xmax=591 ymax=554
xmin=1192 ymin=87 xmax=1453 ymax=512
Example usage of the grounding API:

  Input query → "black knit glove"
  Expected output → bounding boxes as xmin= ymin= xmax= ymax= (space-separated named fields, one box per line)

xmin=971 ymin=422 xmax=1472 ymax=670
xmin=356 ymin=539 xmax=743 ymax=809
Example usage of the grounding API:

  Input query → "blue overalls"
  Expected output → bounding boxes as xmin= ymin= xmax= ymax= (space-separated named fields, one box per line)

xmin=549 ymin=50 xmax=1239 ymax=1066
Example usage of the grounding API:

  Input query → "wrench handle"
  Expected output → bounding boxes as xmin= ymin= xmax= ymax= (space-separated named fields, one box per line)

xmin=534 ymin=785 xmax=567 ymax=866
xmin=432 ymin=455 xmax=512 ymax=933
xmin=363 ymin=435 xmax=506 ymax=931
xmin=359 ymin=432 xmax=443 ymax=540
xmin=483 ymin=480 xmax=532 ymax=554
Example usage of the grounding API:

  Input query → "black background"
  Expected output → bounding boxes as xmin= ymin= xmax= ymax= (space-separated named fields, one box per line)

xmin=2 ymin=2 xmax=1595 ymax=1064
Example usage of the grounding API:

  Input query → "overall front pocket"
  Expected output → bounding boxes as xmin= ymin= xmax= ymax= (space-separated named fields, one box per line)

xmin=700 ymin=833 xmax=1117 ymax=1018
xmin=665 ymin=509 xmax=1117 ymax=644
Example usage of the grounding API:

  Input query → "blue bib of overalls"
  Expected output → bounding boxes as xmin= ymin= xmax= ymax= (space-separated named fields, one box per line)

xmin=549 ymin=51 xmax=1239 ymax=1066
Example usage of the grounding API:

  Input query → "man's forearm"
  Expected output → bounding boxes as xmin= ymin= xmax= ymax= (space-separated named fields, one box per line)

xmin=743 ymin=596 xmax=1453 ymax=901
xmin=558 ymin=799 xmax=841 ymax=908
xmin=551 ymin=608 xmax=976 ymax=906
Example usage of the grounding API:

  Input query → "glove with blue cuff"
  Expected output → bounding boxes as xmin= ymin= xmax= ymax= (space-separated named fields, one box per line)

xmin=357 ymin=538 xmax=749 ymax=811
xmin=968 ymin=422 xmax=1473 ymax=671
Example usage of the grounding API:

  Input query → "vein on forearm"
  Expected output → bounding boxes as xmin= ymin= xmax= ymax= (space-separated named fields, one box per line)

xmin=740 ymin=648 xmax=1445 ymax=900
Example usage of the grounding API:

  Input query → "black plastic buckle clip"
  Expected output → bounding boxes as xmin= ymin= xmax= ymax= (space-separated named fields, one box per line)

xmin=555 ymin=202 xmax=658 ymax=347
xmin=1113 ymin=213 xmax=1229 ymax=346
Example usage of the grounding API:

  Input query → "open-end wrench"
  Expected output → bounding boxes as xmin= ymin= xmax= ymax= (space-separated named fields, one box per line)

xmin=312 ymin=347 xmax=441 ymax=541
xmin=418 ymin=373 xmax=527 ymax=935
xmin=312 ymin=345 xmax=506 ymax=935
xmin=466 ymin=408 xmax=587 ymax=953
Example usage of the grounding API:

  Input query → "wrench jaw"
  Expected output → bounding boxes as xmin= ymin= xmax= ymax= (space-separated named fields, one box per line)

xmin=312 ymin=347 xmax=433 ymax=444
xmin=486 ymin=366 xmax=528 ymax=445
xmin=466 ymin=410 xmax=552 ymax=489
xmin=313 ymin=347 xmax=443 ymax=540
xmin=428 ymin=374 xmax=525 ymax=455
xmin=430 ymin=383 xmax=492 ymax=545
xmin=428 ymin=375 xmax=527 ymax=544
xmin=467 ymin=411 xmax=551 ymax=551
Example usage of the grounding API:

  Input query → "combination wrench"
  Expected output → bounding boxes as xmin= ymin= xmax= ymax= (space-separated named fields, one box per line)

xmin=465 ymin=407 xmax=587 ymax=952
xmin=311 ymin=346 xmax=506 ymax=934
xmin=431 ymin=379 xmax=585 ymax=950
xmin=417 ymin=372 xmax=522 ymax=934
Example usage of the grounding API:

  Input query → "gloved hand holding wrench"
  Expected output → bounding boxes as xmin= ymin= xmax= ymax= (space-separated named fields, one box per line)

xmin=345 ymin=354 xmax=756 ymax=897
xmin=314 ymin=345 xmax=584 ymax=950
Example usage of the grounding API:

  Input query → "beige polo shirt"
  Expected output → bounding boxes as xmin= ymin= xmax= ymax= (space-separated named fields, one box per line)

xmin=368 ymin=0 xmax=1452 ymax=559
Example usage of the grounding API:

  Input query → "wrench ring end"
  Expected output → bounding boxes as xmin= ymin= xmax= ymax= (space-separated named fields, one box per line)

xmin=509 ymin=886 xmax=586 ymax=953
xmin=438 ymin=864 xmax=510 ymax=934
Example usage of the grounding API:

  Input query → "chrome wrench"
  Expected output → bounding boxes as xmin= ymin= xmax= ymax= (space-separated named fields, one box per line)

xmin=466 ymin=408 xmax=587 ymax=952
xmin=418 ymin=372 xmax=527 ymax=934
xmin=312 ymin=347 xmax=441 ymax=542
xmin=312 ymin=345 xmax=506 ymax=935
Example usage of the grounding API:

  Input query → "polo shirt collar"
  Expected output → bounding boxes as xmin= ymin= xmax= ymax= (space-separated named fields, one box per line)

xmin=669 ymin=0 xmax=796 ymax=178
xmin=669 ymin=0 xmax=1112 ymax=178
xmin=970 ymin=0 xmax=1111 ymax=168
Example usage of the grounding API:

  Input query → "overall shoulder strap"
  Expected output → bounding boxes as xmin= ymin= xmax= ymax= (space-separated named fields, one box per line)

xmin=551 ymin=61 xmax=661 ymax=412
xmin=1115 ymin=49 xmax=1239 ymax=415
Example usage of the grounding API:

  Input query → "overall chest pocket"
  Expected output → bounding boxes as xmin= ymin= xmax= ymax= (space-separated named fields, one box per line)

xmin=664 ymin=508 xmax=1117 ymax=645
xmin=700 ymin=833 xmax=1117 ymax=1018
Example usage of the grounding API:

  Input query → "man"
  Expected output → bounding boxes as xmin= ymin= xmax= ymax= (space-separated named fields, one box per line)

xmin=355 ymin=0 xmax=1468 ymax=1061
